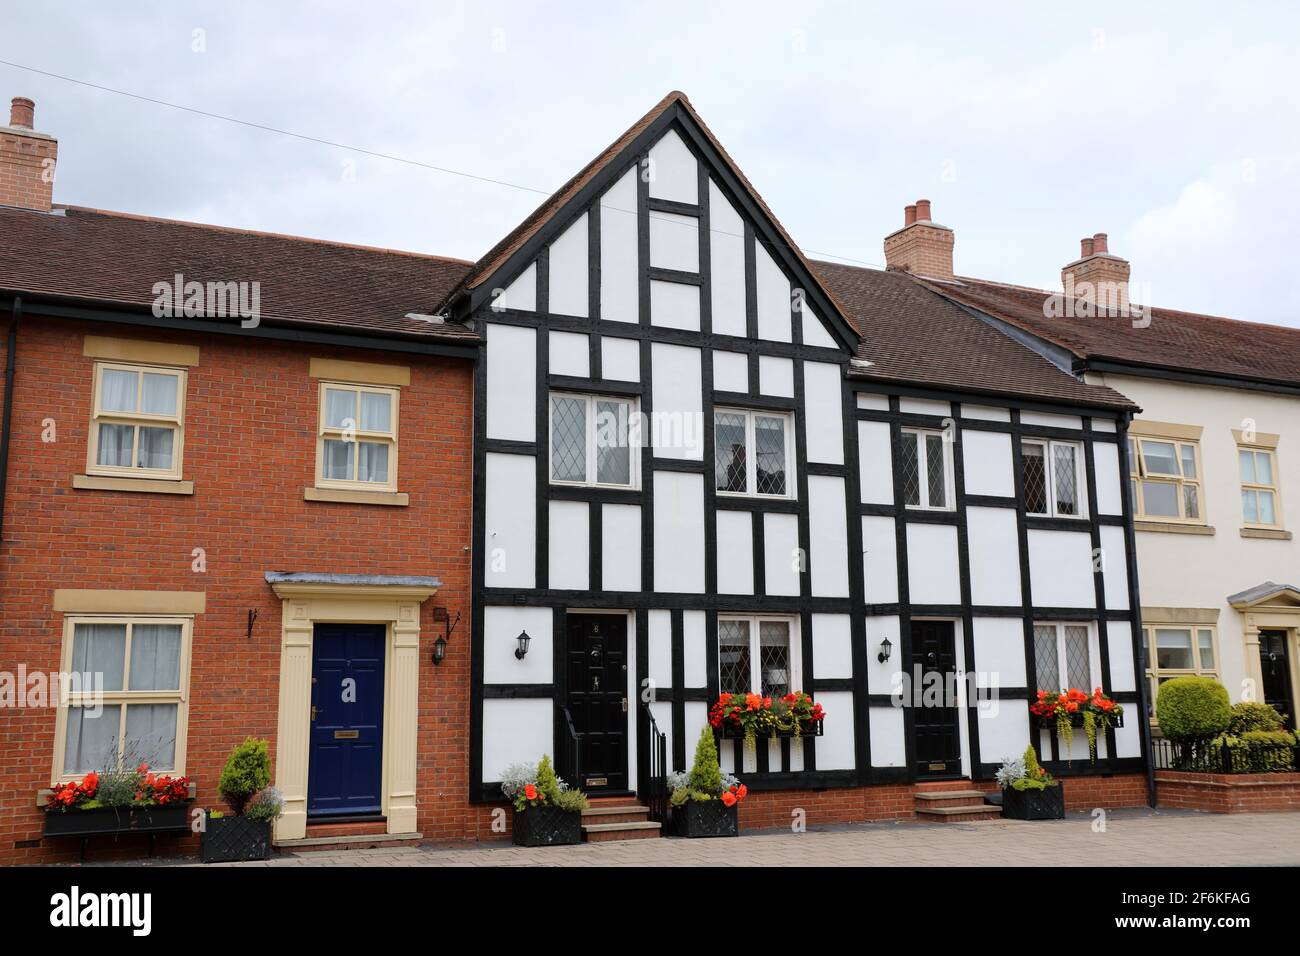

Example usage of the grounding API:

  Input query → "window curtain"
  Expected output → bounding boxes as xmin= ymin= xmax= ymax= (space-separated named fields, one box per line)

xmin=100 ymin=369 xmax=137 ymax=412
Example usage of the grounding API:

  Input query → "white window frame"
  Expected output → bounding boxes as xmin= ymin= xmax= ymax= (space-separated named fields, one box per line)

xmin=52 ymin=615 xmax=193 ymax=784
xmin=1142 ymin=624 xmax=1219 ymax=719
xmin=1129 ymin=435 xmax=1204 ymax=524
xmin=1022 ymin=438 xmax=1087 ymax=518
xmin=315 ymin=381 xmax=400 ymax=493
xmin=548 ymin=392 xmax=640 ymax=489
xmin=900 ymin=427 xmax=954 ymax=511
xmin=1032 ymin=621 xmax=1096 ymax=692
xmin=713 ymin=407 xmax=796 ymax=500
xmin=1237 ymin=444 xmax=1284 ymax=529
xmin=86 ymin=361 xmax=187 ymax=481
xmin=716 ymin=614 xmax=802 ymax=696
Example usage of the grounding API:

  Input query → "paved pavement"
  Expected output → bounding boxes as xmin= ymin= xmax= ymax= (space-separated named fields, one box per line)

xmin=169 ymin=808 xmax=1300 ymax=867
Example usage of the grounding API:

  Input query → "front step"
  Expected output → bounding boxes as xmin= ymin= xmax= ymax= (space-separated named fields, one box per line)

xmin=914 ymin=789 xmax=990 ymax=810
xmin=913 ymin=780 xmax=1002 ymax=823
xmin=915 ymin=805 xmax=1004 ymax=823
xmin=274 ymin=830 xmax=423 ymax=852
xmin=580 ymin=801 xmax=662 ymax=842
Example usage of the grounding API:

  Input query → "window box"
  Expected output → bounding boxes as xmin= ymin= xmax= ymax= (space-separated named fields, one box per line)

xmin=671 ymin=799 xmax=738 ymax=838
xmin=511 ymin=805 xmax=582 ymax=847
xmin=718 ymin=718 xmax=824 ymax=740
xmin=43 ymin=803 xmax=191 ymax=839
xmin=1034 ymin=711 xmax=1124 ymax=730
xmin=200 ymin=811 xmax=272 ymax=863
xmin=1000 ymin=786 xmax=1064 ymax=821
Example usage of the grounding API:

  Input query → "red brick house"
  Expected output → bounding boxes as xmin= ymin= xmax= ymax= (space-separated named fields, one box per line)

xmin=0 ymin=98 xmax=484 ymax=862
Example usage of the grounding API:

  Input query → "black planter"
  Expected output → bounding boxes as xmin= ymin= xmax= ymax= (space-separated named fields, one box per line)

xmin=1036 ymin=711 xmax=1124 ymax=730
xmin=43 ymin=804 xmax=191 ymax=839
xmin=1000 ymin=785 xmax=1065 ymax=820
xmin=719 ymin=719 xmax=824 ymax=740
xmin=201 ymin=812 xmax=272 ymax=863
xmin=672 ymin=799 xmax=739 ymax=838
xmin=511 ymin=805 xmax=582 ymax=847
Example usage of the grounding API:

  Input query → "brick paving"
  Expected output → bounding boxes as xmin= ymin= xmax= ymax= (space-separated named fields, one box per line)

xmin=156 ymin=808 xmax=1300 ymax=867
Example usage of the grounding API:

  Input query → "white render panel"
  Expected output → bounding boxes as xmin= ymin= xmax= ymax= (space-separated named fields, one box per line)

xmin=648 ymin=609 xmax=673 ymax=692
xmin=683 ymin=611 xmax=707 ymax=688
xmin=963 ymin=430 xmax=1014 ymax=498
xmin=800 ymin=302 xmax=839 ymax=349
xmin=862 ymin=516 xmax=899 ymax=604
xmin=600 ymin=336 xmax=640 ymax=382
xmin=715 ymin=510 xmax=754 ymax=594
xmin=811 ymin=614 xmax=853 ymax=679
xmin=1027 ymin=529 xmax=1096 ymax=608
xmin=1092 ymin=417 xmax=1118 ymax=433
xmin=972 ymin=617 xmax=1027 ymax=687
xmin=599 ymin=168 xmax=639 ymax=323
xmin=649 ymin=211 xmax=699 ymax=273
xmin=962 ymin=404 xmax=1011 ymax=422
xmin=712 ymin=350 xmax=748 ymax=393
xmin=1100 ymin=525 xmax=1130 ymax=610
xmin=1114 ymin=709 xmax=1142 ymax=757
xmin=650 ymin=342 xmax=703 ymax=459
xmin=647 ymin=129 xmax=697 ymax=204
xmin=977 ymin=700 xmax=1031 ymax=765
xmin=804 ymin=361 xmax=845 ymax=464
xmin=856 ymin=393 xmax=889 ymax=411
xmin=653 ymin=471 xmax=705 ymax=593
xmin=900 ymin=397 xmax=951 ymax=417
xmin=650 ymin=279 xmax=701 ymax=331
xmin=684 ymin=701 xmax=709 ymax=760
xmin=1107 ymin=621 xmax=1137 ymax=692
xmin=758 ymin=355 xmax=794 ymax=397
xmin=493 ymin=262 xmax=536 ymax=312
xmin=966 ymin=507 xmax=1022 ymax=606
xmin=548 ymin=330 xmax=589 ymax=378
xmin=1094 ymin=440 xmax=1124 ymax=515
xmin=754 ymin=241 xmax=792 ymax=342
xmin=548 ymin=212 xmax=588 ymax=317
xmin=602 ymin=504 xmax=642 ymax=592
xmin=865 ymin=615 xmax=901 ymax=695
xmin=869 ymin=705 xmax=906 ymax=767
xmin=483 ymin=606 xmax=553 ymax=685
xmin=763 ymin=512 xmax=801 ymax=596
xmin=858 ymin=420 xmax=894 ymax=504
xmin=484 ymin=452 xmax=535 ymax=589
xmin=809 ymin=476 xmax=850 ymax=598
xmin=482 ymin=699 xmax=552 ymax=783
xmin=486 ymin=324 xmax=535 ymax=442
xmin=708 ymin=180 xmax=746 ymax=337
xmin=815 ymin=692 xmax=855 ymax=770
xmin=906 ymin=523 xmax=961 ymax=605
xmin=1021 ymin=410 xmax=1083 ymax=430
xmin=548 ymin=500 xmax=589 ymax=591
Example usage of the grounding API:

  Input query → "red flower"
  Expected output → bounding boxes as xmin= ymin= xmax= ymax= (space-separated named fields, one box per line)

xmin=736 ymin=784 xmax=748 ymax=799
xmin=523 ymin=784 xmax=538 ymax=801
xmin=720 ymin=791 xmax=737 ymax=807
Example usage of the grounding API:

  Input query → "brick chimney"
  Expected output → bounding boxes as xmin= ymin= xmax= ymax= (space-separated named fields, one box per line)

xmin=883 ymin=198 xmax=954 ymax=279
xmin=1061 ymin=232 xmax=1130 ymax=312
xmin=1 ymin=97 xmax=58 ymax=212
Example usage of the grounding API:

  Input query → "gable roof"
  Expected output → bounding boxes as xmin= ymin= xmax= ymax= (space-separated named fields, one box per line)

xmin=435 ymin=91 xmax=859 ymax=347
xmin=0 ymin=204 xmax=478 ymax=345
xmin=1227 ymin=581 xmax=1300 ymax=608
xmin=931 ymin=276 xmax=1300 ymax=390
xmin=812 ymin=261 xmax=1137 ymax=411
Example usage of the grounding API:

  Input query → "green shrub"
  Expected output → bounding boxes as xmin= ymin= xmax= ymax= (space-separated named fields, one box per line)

xmin=687 ymin=726 xmax=722 ymax=796
xmin=536 ymin=754 xmax=562 ymax=802
xmin=244 ymin=786 xmax=284 ymax=822
xmin=1156 ymin=677 xmax=1232 ymax=741
xmin=218 ymin=737 xmax=272 ymax=815
xmin=1243 ymin=730 xmax=1297 ymax=772
xmin=553 ymin=789 xmax=590 ymax=813
xmin=1011 ymin=745 xmax=1057 ymax=791
xmin=1229 ymin=701 xmax=1285 ymax=735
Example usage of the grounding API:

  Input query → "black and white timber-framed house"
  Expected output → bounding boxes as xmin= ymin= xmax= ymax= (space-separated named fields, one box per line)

xmin=436 ymin=91 xmax=1154 ymax=814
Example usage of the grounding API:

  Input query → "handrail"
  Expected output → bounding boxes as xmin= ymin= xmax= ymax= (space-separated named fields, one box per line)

xmin=640 ymin=699 xmax=669 ymax=825
xmin=559 ymin=704 xmax=582 ymax=790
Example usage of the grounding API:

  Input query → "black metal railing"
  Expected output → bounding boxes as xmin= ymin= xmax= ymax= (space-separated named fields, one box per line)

xmin=1152 ymin=735 xmax=1299 ymax=774
xmin=559 ymin=704 xmax=582 ymax=790
xmin=641 ymin=700 xmax=669 ymax=825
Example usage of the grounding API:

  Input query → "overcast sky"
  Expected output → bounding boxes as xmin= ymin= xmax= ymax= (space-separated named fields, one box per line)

xmin=4 ymin=1 xmax=1298 ymax=326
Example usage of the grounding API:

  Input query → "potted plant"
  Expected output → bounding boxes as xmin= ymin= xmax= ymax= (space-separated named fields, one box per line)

xmin=44 ymin=762 xmax=192 ymax=839
xmin=201 ymin=737 xmax=280 ymax=863
xmin=669 ymin=726 xmax=747 ymax=838
xmin=996 ymin=746 xmax=1064 ymax=820
xmin=710 ymin=691 xmax=826 ymax=744
xmin=1030 ymin=687 xmax=1123 ymax=762
xmin=501 ymin=754 xmax=589 ymax=847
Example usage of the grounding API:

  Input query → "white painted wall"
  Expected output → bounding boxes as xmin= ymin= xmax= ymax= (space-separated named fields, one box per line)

xmin=803 ymin=361 xmax=845 ymax=464
xmin=683 ymin=611 xmax=707 ymax=688
xmin=1093 ymin=440 xmax=1124 ymax=515
xmin=1106 ymin=620 xmax=1137 ymax=692
xmin=763 ymin=512 xmax=801 ymax=596
xmin=601 ymin=336 xmax=640 ymax=382
xmin=599 ymin=168 xmax=638 ymax=323
xmin=963 ymin=430 xmax=1014 ymax=497
xmin=483 ymin=699 xmax=552 ymax=783
xmin=1027 ymin=529 xmax=1095 ymax=608
xmin=966 ymin=506 xmax=1022 ymax=606
xmin=754 ymin=242 xmax=791 ymax=343
xmin=548 ymin=500 xmax=588 ymax=590
xmin=977 ymin=700 xmax=1031 ymax=765
xmin=484 ymin=452 xmax=535 ymax=588
xmin=483 ymin=606 xmax=553 ymax=684
xmin=809 ymin=476 xmax=849 ymax=597
xmin=650 ymin=279 xmax=700 ymax=331
xmin=862 ymin=516 xmax=899 ymax=603
xmin=865 ymin=615 xmax=901 ymax=695
xmin=648 ymin=609 xmax=673 ymax=691
xmin=653 ymin=471 xmax=705 ymax=592
xmin=602 ymin=504 xmax=642 ymax=592
xmin=650 ymin=342 xmax=703 ymax=459
xmin=549 ymin=330 xmax=588 ymax=378
xmin=1021 ymin=410 xmax=1082 ymax=430
xmin=800 ymin=302 xmax=839 ymax=349
xmin=869 ymin=705 xmax=906 ymax=767
xmin=715 ymin=510 xmax=754 ymax=594
xmin=712 ymin=350 xmax=748 ymax=393
xmin=1100 ymin=525 xmax=1130 ymax=610
xmin=708 ymin=180 xmax=746 ymax=337
xmin=858 ymin=420 xmax=893 ymax=504
xmin=906 ymin=522 xmax=961 ymax=605
xmin=647 ymin=129 xmax=697 ymax=204
xmin=486 ymin=323 xmax=535 ymax=442
xmin=548 ymin=212 xmax=588 ymax=317
xmin=815 ymin=691 xmax=856 ymax=770
xmin=811 ymin=614 xmax=853 ymax=679
xmin=649 ymin=211 xmax=699 ymax=273
xmin=971 ymin=617 xmax=1027 ymax=687
xmin=758 ymin=355 xmax=794 ymax=397
xmin=900 ymin=397 xmax=950 ymax=417
xmin=493 ymin=262 xmax=536 ymax=312
xmin=962 ymin=404 xmax=1010 ymax=422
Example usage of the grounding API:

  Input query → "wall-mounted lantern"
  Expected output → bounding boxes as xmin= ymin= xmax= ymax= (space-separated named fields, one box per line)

xmin=432 ymin=636 xmax=448 ymax=666
xmin=431 ymin=606 xmax=460 ymax=666
xmin=877 ymin=636 xmax=893 ymax=664
xmin=515 ymin=630 xmax=531 ymax=660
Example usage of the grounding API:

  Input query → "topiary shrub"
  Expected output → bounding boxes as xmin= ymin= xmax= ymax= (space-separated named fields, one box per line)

xmin=1229 ymin=701 xmax=1285 ymax=735
xmin=536 ymin=753 xmax=562 ymax=802
xmin=219 ymin=737 xmax=272 ymax=815
xmin=687 ymin=725 xmax=723 ymax=796
xmin=1156 ymin=676 xmax=1232 ymax=741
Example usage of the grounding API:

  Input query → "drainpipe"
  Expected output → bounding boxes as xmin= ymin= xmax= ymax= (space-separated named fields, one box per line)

xmin=0 ymin=296 xmax=19 ymax=547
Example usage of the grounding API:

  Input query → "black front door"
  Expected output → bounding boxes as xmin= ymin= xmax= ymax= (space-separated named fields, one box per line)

xmin=910 ymin=620 xmax=961 ymax=777
xmin=1260 ymin=630 xmax=1295 ymax=729
xmin=565 ymin=614 xmax=628 ymax=792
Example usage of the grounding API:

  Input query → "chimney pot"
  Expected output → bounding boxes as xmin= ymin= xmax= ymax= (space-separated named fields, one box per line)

xmin=915 ymin=199 xmax=932 ymax=222
xmin=904 ymin=204 xmax=917 ymax=226
xmin=1080 ymin=237 xmax=1094 ymax=258
xmin=9 ymin=96 xmax=34 ymax=129
xmin=1093 ymin=232 xmax=1108 ymax=254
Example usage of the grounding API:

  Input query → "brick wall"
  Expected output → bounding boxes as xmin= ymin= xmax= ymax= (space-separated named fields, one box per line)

xmin=0 ymin=317 xmax=475 ymax=862
xmin=0 ymin=124 xmax=56 ymax=212
xmin=1155 ymin=770 xmax=1300 ymax=814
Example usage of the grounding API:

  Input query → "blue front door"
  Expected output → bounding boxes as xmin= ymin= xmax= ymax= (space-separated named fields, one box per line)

xmin=308 ymin=624 xmax=385 ymax=816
